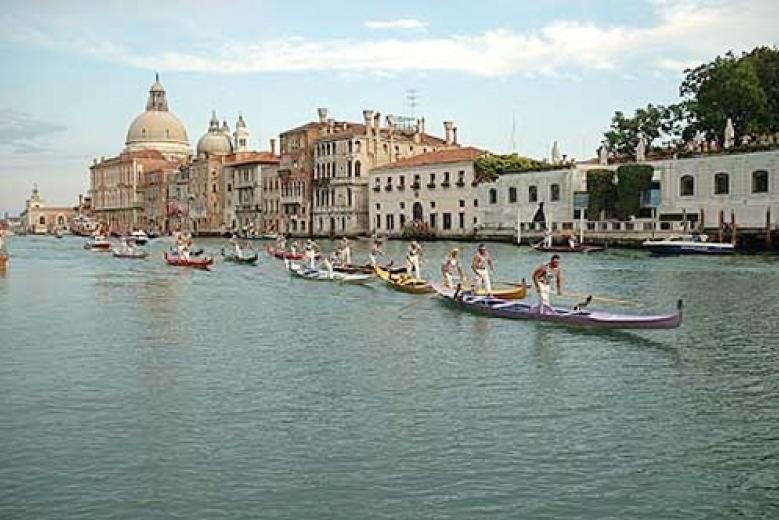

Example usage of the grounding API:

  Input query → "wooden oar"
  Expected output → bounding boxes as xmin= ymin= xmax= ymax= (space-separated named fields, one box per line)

xmin=560 ymin=291 xmax=639 ymax=307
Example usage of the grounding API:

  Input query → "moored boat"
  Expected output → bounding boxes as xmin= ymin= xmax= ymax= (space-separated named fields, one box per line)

xmin=288 ymin=262 xmax=372 ymax=283
xmin=374 ymin=265 xmax=432 ymax=294
xmin=431 ymin=283 xmax=683 ymax=330
xmin=532 ymin=243 xmax=604 ymax=253
xmin=129 ymin=230 xmax=149 ymax=245
xmin=642 ymin=234 xmax=734 ymax=256
xmin=164 ymin=251 xmax=213 ymax=269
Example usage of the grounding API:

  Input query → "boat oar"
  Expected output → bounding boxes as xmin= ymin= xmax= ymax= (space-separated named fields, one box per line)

xmin=560 ymin=291 xmax=639 ymax=307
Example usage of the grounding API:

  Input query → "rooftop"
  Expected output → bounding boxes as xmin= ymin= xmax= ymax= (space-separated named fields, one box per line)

xmin=372 ymin=147 xmax=484 ymax=172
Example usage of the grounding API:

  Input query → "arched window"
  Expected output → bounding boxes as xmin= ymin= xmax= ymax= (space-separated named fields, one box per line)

xmin=39 ymin=215 xmax=46 ymax=225
xmin=752 ymin=170 xmax=769 ymax=194
xmin=714 ymin=172 xmax=729 ymax=195
xmin=508 ymin=187 xmax=517 ymax=203
xmin=489 ymin=188 xmax=497 ymax=204
xmin=57 ymin=215 xmax=65 ymax=225
xmin=354 ymin=161 xmax=361 ymax=177
xmin=680 ymin=175 xmax=694 ymax=196
xmin=550 ymin=184 xmax=560 ymax=202
xmin=528 ymin=186 xmax=538 ymax=203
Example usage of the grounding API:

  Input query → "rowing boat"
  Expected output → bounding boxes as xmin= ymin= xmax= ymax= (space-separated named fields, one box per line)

xmin=332 ymin=263 xmax=375 ymax=275
xmin=112 ymin=248 xmax=148 ymax=259
xmin=288 ymin=262 xmax=372 ymax=283
xmin=164 ymin=252 xmax=213 ymax=270
xmin=457 ymin=282 xmax=528 ymax=300
xmin=532 ymin=243 xmax=604 ymax=253
xmin=431 ymin=283 xmax=682 ymax=330
xmin=374 ymin=265 xmax=432 ymax=294
xmin=221 ymin=249 xmax=259 ymax=264
xmin=265 ymin=245 xmax=304 ymax=260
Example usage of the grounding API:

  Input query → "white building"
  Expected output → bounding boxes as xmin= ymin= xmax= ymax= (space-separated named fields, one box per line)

xmin=369 ymin=147 xmax=484 ymax=238
xmin=224 ymin=151 xmax=280 ymax=233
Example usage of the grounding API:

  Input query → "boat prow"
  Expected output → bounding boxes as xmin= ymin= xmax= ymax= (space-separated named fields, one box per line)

xmin=431 ymin=283 xmax=683 ymax=330
xmin=164 ymin=251 xmax=213 ymax=270
xmin=374 ymin=265 xmax=432 ymax=294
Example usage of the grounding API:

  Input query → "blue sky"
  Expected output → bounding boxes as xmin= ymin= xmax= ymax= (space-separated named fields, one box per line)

xmin=1 ymin=0 xmax=777 ymax=214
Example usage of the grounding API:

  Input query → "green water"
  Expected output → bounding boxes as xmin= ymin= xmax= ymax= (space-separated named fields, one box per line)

xmin=1 ymin=236 xmax=778 ymax=519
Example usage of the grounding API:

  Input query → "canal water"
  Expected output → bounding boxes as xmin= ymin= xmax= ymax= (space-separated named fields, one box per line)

xmin=1 ymin=236 xmax=778 ymax=519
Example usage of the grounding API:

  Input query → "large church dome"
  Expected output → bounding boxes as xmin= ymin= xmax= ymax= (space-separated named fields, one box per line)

xmin=124 ymin=74 xmax=191 ymax=159
xmin=196 ymin=111 xmax=233 ymax=157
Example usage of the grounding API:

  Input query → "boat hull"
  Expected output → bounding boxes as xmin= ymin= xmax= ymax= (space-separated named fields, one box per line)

xmin=642 ymin=243 xmax=734 ymax=256
xmin=374 ymin=265 xmax=432 ymax=294
xmin=431 ymin=284 xmax=682 ymax=330
xmin=164 ymin=252 xmax=213 ymax=269
xmin=221 ymin=251 xmax=259 ymax=264
xmin=113 ymin=249 xmax=148 ymax=259
xmin=288 ymin=263 xmax=371 ymax=283
xmin=265 ymin=245 xmax=304 ymax=260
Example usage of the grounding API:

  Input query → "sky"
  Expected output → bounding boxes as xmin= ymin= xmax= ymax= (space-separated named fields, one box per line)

xmin=0 ymin=0 xmax=778 ymax=214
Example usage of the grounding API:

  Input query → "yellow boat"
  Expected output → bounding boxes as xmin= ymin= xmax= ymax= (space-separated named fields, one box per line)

xmin=374 ymin=265 xmax=432 ymax=294
xmin=459 ymin=282 xmax=528 ymax=300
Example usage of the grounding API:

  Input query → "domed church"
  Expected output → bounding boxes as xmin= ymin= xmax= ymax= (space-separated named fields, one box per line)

xmin=124 ymin=74 xmax=191 ymax=159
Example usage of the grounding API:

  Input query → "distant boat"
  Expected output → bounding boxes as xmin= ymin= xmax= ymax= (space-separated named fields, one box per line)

xmin=128 ymin=230 xmax=149 ymax=245
xmin=84 ymin=235 xmax=111 ymax=251
xmin=642 ymin=234 xmax=734 ymax=256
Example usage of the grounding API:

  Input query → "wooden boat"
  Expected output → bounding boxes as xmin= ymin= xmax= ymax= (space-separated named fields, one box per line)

xmin=642 ymin=234 xmax=734 ymax=256
xmin=221 ymin=248 xmax=259 ymax=264
xmin=265 ymin=245 xmax=304 ymax=260
xmin=332 ymin=263 xmax=375 ymax=275
xmin=112 ymin=248 xmax=148 ymax=259
xmin=456 ymin=282 xmax=529 ymax=300
xmin=431 ymin=283 xmax=683 ymax=330
xmin=0 ymin=254 xmax=7 ymax=270
xmin=288 ymin=262 xmax=372 ymax=283
xmin=374 ymin=265 xmax=432 ymax=294
xmin=532 ymin=243 xmax=604 ymax=253
xmin=83 ymin=236 xmax=111 ymax=251
xmin=164 ymin=251 xmax=213 ymax=270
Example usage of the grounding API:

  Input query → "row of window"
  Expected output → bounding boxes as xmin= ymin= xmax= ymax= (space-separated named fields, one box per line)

xmin=315 ymin=188 xmax=353 ymax=208
xmin=374 ymin=170 xmax=467 ymax=190
xmin=316 ymin=160 xmax=362 ymax=179
xmin=680 ymin=170 xmax=769 ymax=196
xmin=375 ymin=211 xmax=475 ymax=231
xmin=316 ymin=140 xmax=362 ymax=157
xmin=487 ymin=184 xmax=561 ymax=204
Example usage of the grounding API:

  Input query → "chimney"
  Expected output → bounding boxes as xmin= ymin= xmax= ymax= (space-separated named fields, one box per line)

xmin=327 ymin=118 xmax=335 ymax=135
xmin=374 ymin=112 xmax=381 ymax=133
xmin=420 ymin=117 xmax=425 ymax=135
xmin=452 ymin=125 xmax=458 ymax=145
xmin=444 ymin=121 xmax=454 ymax=145
xmin=363 ymin=109 xmax=374 ymax=137
xmin=270 ymin=138 xmax=276 ymax=155
xmin=317 ymin=108 xmax=328 ymax=124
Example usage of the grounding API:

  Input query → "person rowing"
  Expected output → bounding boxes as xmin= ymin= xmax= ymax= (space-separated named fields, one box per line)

xmin=567 ymin=235 xmax=578 ymax=249
xmin=340 ymin=236 xmax=352 ymax=265
xmin=471 ymin=243 xmax=495 ymax=296
xmin=321 ymin=248 xmax=341 ymax=278
xmin=543 ymin=227 xmax=553 ymax=248
xmin=441 ymin=248 xmax=465 ymax=289
xmin=406 ymin=240 xmax=422 ymax=279
xmin=532 ymin=254 xmax=562 ymax=314
xmin=369 ymin=238 xmax=384 ymax=267
xmin=304 ymin=239 xmax=320 ymax=269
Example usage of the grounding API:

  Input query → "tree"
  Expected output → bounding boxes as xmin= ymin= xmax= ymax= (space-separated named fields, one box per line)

xmin=586 ymin=169 xmax=616 ymax=220
xmin=615 ymin=164 xmax=654 ymax=219
xmin=604 ymin=104 xmax=684 ymax=156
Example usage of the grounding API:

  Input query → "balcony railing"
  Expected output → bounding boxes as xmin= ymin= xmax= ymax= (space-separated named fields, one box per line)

xmin=280 ymin=194 xmax=305 ymax=205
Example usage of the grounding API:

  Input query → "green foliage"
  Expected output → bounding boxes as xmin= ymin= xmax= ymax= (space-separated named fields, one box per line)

xmin=474 ymin=153 xmax=565 ymax=183
xmin=616 ymin=164 xmax=654 ymax=219
xmin=586 ymin=169 xmax=616 ymax=220
xmin=604 ymin=46 xmax=779 ymax=148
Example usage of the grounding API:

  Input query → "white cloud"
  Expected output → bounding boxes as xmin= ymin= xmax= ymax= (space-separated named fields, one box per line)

xmin=0 ymin=109 xmax=66 ymax=153
xmin=3 ymin=0 xmax=778 ymax=78
xmin=364 ymin=18 xmax=428 ymax=31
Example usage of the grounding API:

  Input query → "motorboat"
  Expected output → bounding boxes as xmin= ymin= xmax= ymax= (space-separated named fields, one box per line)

xmin=642 ymin=234 xmax=734 ymax=255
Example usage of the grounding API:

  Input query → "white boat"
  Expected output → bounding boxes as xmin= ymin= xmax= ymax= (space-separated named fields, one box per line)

xmin=642 ymin=234 xmax=734 ymax=256
xmin=288 ymin=262 xmax=372 ymax=283
xmin=129 ymin=230 xmax=149 ymax=245
xmin=84 ymin=235 xmax=111 ymax=251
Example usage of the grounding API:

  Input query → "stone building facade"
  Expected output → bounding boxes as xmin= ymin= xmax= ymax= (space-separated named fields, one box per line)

xmin=368 ymin=147 xmax=484 ymax=238
xmin=18 ymin=185 xmax=77 ymax=234
xmin=313 ymin=109 xmax=459 ymax=236
xmin=223 ymin=150 xmax=280 ymax=233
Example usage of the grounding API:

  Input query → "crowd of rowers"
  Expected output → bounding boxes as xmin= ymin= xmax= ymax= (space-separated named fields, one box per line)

xmin=273 ymin=234 xmax=564 ymax=312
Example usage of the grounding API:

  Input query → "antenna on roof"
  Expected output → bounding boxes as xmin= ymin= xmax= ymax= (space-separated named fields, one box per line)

xmin=406 ymin=88 xmax=419 ymax=118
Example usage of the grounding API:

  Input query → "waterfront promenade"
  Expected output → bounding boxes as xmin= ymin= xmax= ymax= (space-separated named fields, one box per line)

xmin=1 ymin=235 xmax=778 ymax=518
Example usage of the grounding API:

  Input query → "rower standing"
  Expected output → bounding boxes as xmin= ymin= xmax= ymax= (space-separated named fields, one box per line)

xmin=441 ymin=248 xmax=465 ymax=289
xmin=471 ymin=243 xmax=495 ymax=295
xmin=304 ymin=239 xmax=319 ymax=269
xmin=369 ymin=238 xmax=384 ymax=267
xmin=532 ymin=254 xmax=562 ymax=313
xmin=406 ymin=240 xmax=422 ymax=279
xmin=567 ymin=235 xmax=578 ymax=249
xmin=543 ymin=228 xmax=554 ymax=248
xmin=340 ymin=237 xmax=352 ymax=265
